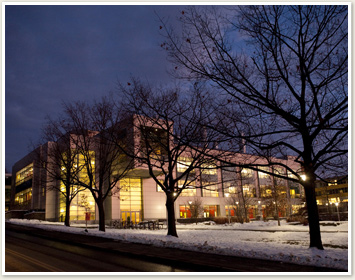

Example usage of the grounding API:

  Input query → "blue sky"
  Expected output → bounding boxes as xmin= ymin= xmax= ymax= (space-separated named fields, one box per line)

xmin=5 ymin=4 xmax=184 ymax=170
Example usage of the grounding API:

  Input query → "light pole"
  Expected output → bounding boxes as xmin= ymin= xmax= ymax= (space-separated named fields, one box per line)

xmin=335 ymin=202 xmax=340 ymax=222
xmin=258 ymin=200 xmax=261 ymax=220
xmin=188 ymin=200 xmax=192 ymax=219
xmin=235 ymin=201 xmax=239 ymax=222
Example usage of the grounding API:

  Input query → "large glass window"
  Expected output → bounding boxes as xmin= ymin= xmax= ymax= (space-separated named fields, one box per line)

xmin=243 ymin=184 xmax=256 ymax=197
xmin=288 ymin=171 xmax=301 ymax=198
xmin=120 ymin=178 xmax=142 ymax=223
xmin=179 ymin=205 xmax=191 ymax=218
xmin=59 ymin=153 xmax=96 ymax=221
xmin=258 ymin=166 xmax=270 ymax=179
xmin=222 ymin=166 xmax=237 ymax=197
xmin=203 ymin=205 xmax=219 ymax=218
xmin=14 ymin=189 xmax=32 ymax=205
xmin=241 ymin=168 xmax=256 ymax=198
xmin=177 ymin=157 xmax=195 ymax=173
xmin=202 ymin=183 xmax=219 ymax=197
xmin=201 ymin=162 xmax=217 ymax=175
xmin=178 ymin=180 xmax=196 ymax=196
xmin=15 ymin=164 xmax=33 ymax=186
xmin=260 ymin=185 xmax=272 ymax=198
xmin=241 ymin=168 xmax=253 ymax=178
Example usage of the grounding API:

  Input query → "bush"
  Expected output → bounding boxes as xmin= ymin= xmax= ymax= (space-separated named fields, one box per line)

xmin=212 ymin=217 xmax=229 ymax=224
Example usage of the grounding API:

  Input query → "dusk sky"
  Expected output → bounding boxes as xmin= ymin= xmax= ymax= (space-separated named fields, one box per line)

xmin=5 ymin=4 xmax=185 ymax=171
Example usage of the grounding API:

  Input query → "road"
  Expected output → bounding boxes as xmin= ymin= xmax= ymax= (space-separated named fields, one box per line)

xmin=5 ymin=228 xmax=190 ymax=272
xmin=5 ymin=222 xmax=347 ymax=273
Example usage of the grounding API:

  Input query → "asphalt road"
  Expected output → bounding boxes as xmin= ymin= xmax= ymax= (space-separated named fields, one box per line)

xmin=5 ymin=222 xmax=347 ymax=273
xmin=5 ymin=228 xmax=192 ymax=272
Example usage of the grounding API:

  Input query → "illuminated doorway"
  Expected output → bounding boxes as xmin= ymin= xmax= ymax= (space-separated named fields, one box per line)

xmin=119 ymin=178 xmax=142 ymax=224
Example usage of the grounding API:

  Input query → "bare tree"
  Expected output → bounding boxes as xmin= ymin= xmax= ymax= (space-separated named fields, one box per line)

xmin=38 ymin=116 xmax=88 ymax=226
xmin=161 ymin=5 xmax=348 ymax=249
xmin=187 ymin=197 xmax=203 ymax=224
xmin=116 ymin=79 xmax=223 ymax=237
xmin=61 ymin=97 xmax=134 ymax=232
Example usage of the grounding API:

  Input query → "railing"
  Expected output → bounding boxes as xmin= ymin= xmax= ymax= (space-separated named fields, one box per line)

xmin=110 ymin=220 xmax=165 ymax=230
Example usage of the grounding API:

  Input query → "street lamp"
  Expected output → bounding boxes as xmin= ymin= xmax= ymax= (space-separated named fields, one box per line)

xmin=335 ymin=202 xmax=340 ymax=222
xmin=258 ymin=201 xmax=261 ymax=220
xmin=188 ymin=201 xmax=192 ymax=219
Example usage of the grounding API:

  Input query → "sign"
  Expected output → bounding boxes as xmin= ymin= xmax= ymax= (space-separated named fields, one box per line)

xmin=85 ymin=212 xmax=90 ymax=221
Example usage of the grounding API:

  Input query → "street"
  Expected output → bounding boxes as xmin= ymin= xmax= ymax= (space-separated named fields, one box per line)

xmin=5 ymin=222 xmax=346 ymax=273
xmin=5 ymin=228 xmax=189 ymax=272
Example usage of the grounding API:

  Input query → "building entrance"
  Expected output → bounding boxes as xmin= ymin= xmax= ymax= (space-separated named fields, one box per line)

xmin=121 ymin=211 xmax=141 ymax=224
xmin=119 ymin=178 xmax=143 ymax=224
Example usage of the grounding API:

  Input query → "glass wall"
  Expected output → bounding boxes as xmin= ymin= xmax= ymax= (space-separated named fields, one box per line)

xmin=241 ymin=168 xmax=256 ymax=197
xmin=178 ymin=180 xmax=196 ymax=196
xmin=177 ymin=157 xmax=195 ymax=174
xmin=15 ymin=164 xmax=33 ymax=186
xmin=179 ymin=205 xmax=191 ymax=218
xmin=58 ymin=153 xmax=96 ymax=222
xmin=203 ymin=205 xmax=219 ymax=218
xmin=222 ymin=166 xmax=238 ymax=196
xmin=202 ymin=183 xmax=219 ymax=197
xmin=14 ymin=189 xmax=32 ymax=205
xmin=120 ymin=178 xmax=142 ymax=224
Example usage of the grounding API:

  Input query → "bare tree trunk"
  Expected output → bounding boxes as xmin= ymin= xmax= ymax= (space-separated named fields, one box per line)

xmin=97 ymin=199 xmax=106 ymax=232
xmin=166 ymin=193 xmax=178 ymax=237
xmin=64 ymin=195 xmax=70 ymax=226
xmin=304 ymin=182 xmax=324 ymax=250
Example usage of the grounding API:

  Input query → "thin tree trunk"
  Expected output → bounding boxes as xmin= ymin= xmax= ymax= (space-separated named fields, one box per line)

xmin=166 ymin=193 xmax=178 ymax=237
xmin=97 ymin=199 xmax=106 ymax=232
xmin=65 ymin=195 xmax=70 ymax=226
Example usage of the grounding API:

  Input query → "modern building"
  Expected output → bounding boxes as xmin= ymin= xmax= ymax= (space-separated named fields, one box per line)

xmin=9 ymin=116 xmax=305 ymax=224
xmin=315 ymin=176 xmax=348 ymax=220
xmin=5 ymin=172 xmax=12 ymax=212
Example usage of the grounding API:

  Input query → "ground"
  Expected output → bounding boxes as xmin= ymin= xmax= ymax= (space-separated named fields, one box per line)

xmin=5 ymin=219 xmax=348 ymax=272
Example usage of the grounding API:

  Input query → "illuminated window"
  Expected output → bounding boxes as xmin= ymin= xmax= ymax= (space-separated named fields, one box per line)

xmin=203 ymin=183 xmax=219 ymax=197
xmin=203 ymin=205 xmax=219 ymax=217
xmin=178 ymin=180 xmax=196 ymax=196
xmin=258 ymin=167 xmax=270 ymax=179
xmin=243 ymin=184 xmax=256 ymax=197
xmin=15 ymin=164 xmax=33 ymax=186
xmin=14 ymin=189 xmax=32 ymax=205
xmin=179 ymin=205 xmax=191 ymax=218
xmin=241 ymin=168 xmax=253 ymax=178
xmin=201 ymin=162 xmax=217 ymax=175
xmin=260 ymin=185 xmax=272 ymax=198
xmin=177 ymin=157 xmax=195 ymax=173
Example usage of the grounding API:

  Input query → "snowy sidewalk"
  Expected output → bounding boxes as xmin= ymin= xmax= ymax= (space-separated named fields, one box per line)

xmin=6 ymin=219 xmax=349 ymax=272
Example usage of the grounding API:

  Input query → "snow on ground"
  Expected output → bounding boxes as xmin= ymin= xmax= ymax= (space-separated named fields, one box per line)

xmin=6 ymin=219 xmax=349 ymax=271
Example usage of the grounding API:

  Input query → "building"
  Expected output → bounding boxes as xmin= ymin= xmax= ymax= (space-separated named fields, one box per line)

xmin=9 ymin=116 xmax=305 ymax=224
xmin=5 ymin=172 xmax=12 ymax=211
xmin=315 ymin=176 xmax=348 ymax=220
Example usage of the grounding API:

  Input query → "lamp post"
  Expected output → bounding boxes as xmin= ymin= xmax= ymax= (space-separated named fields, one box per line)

xmin=335 ymin=202 xmax=340 ymax=222
xmin=258 ymin=200 xmax=261 ymax=220
xmin=235 ymin=201 xmax=239 ymax=222
xmin=188 ymin=200 xmax=192 ymax=219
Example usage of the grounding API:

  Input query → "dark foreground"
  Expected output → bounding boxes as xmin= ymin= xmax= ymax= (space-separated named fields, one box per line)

xmin=5 ymin=222 xmax=347 ymax=273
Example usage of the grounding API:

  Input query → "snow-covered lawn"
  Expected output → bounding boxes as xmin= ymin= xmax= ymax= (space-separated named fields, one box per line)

xmin=6 ymin=219 xmax=349 ymax=272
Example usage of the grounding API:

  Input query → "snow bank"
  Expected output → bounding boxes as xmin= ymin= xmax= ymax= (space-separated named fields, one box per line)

xmin=6 ymin=219 xmax=349 ymax=272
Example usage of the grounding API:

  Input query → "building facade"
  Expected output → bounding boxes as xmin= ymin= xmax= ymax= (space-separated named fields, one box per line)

xmin=9 ymin=119 xmax=305 ymax=224
xmin=315 ymin=176 xmax=348 ymax=220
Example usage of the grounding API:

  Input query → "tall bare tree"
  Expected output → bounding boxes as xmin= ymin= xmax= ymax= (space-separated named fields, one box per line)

xmin=38 ymin=116 xmax=87 ymax=226
xmin=61 ymin=97 xmax=134 ymax=232
xmin=161 ymin=5 xmax=348 ymax=249
xmin=116 ymin=79 xmax=224 ymax=237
